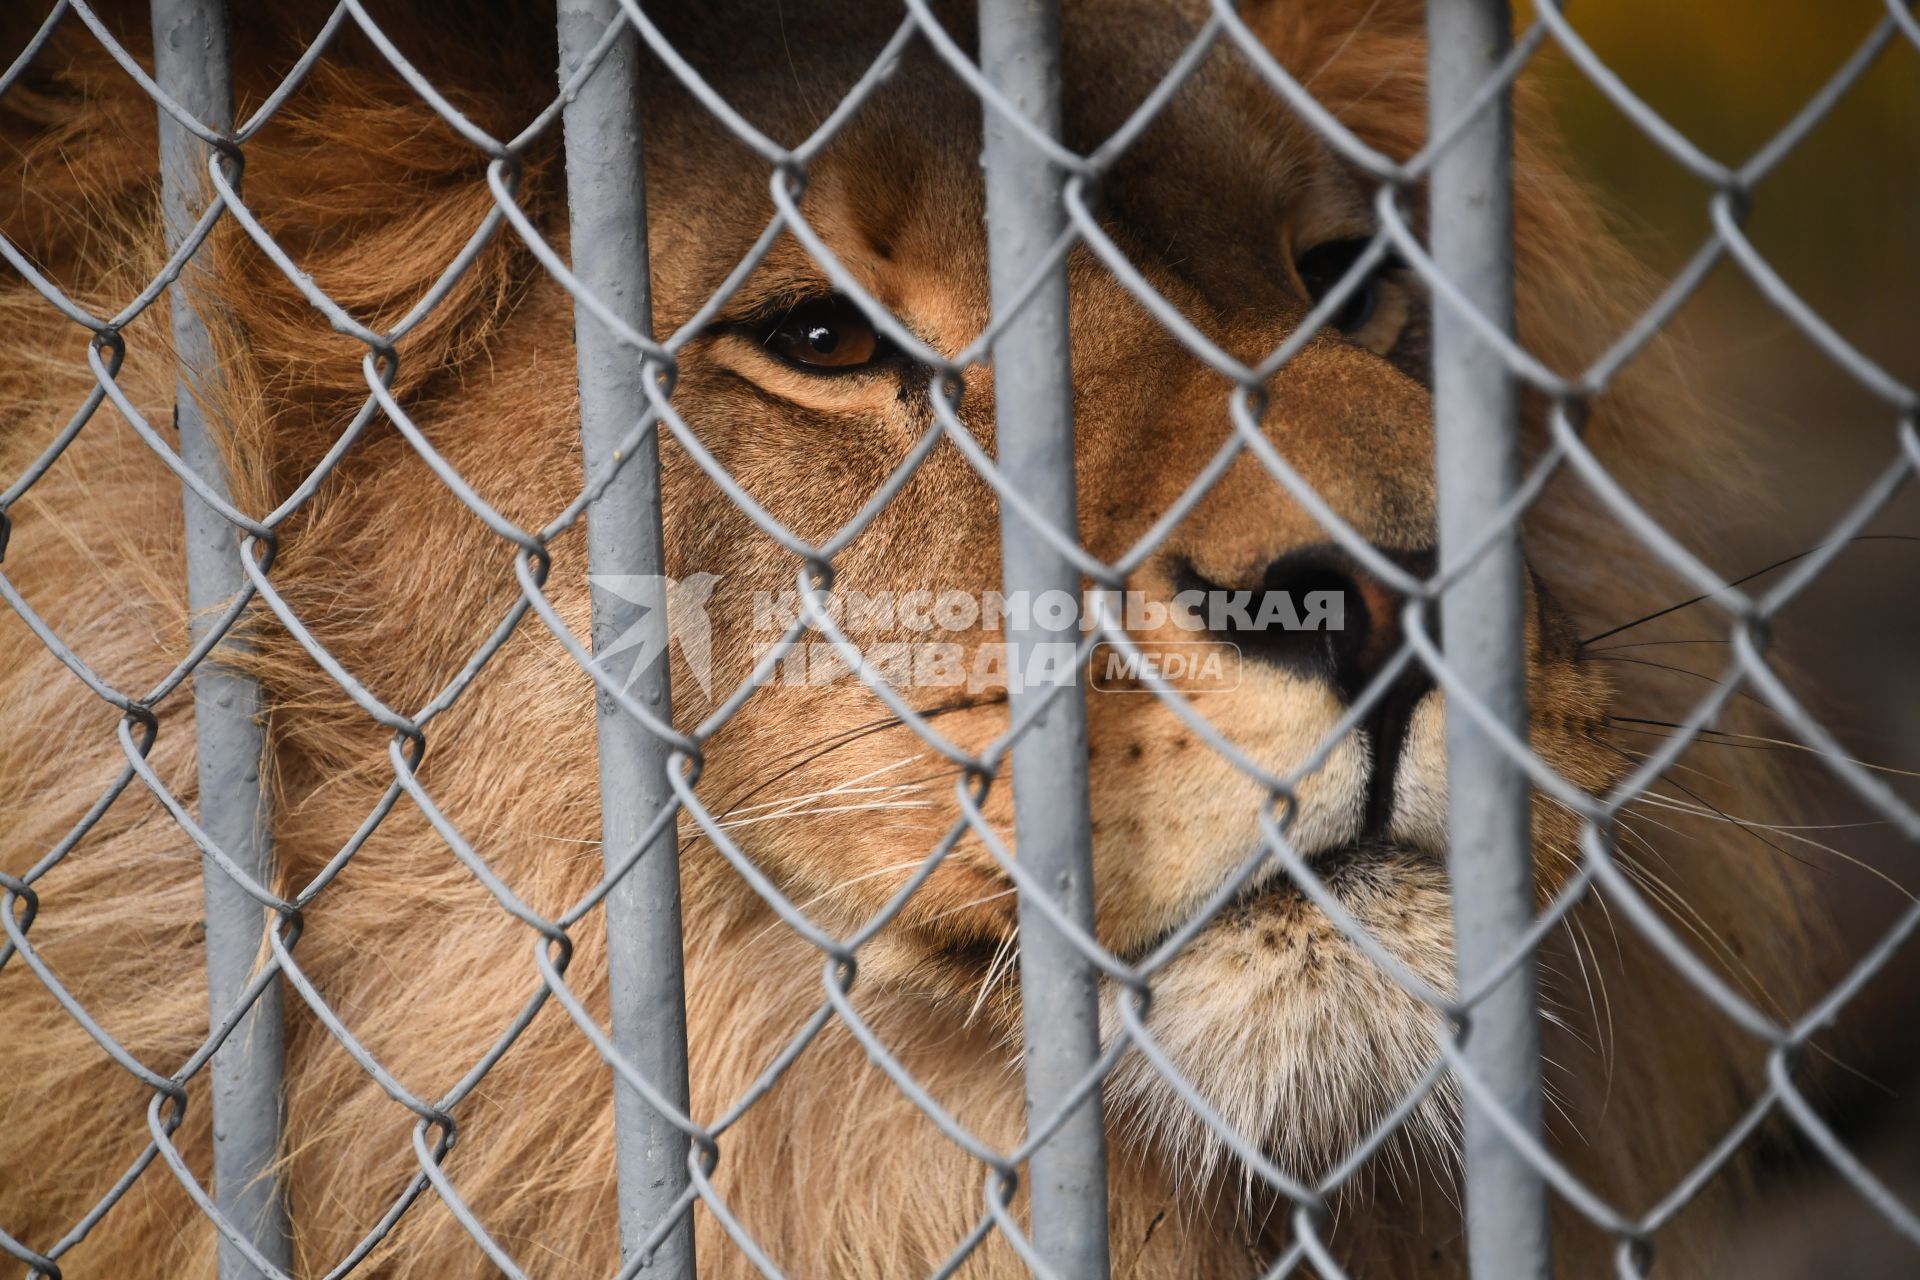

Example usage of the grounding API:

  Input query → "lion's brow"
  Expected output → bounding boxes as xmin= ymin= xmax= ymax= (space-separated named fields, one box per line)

xmin=713 ymin=271 xmax=841 ymax=328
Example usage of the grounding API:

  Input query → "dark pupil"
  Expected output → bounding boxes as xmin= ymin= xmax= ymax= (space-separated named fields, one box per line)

xmin=806 ymin=323 xmax=838 ymax=354
xmin=1297 ymin=239 xmax=1378 ymax=334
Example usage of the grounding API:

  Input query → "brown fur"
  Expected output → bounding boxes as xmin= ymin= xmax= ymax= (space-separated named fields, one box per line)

xmin=1 ymin=1 xmax=1817 ymax=1275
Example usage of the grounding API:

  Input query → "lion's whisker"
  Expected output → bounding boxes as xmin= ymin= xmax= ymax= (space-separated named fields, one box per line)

xmin=1606 ymin=832 xmax=1788 ymax=1018
xmin=1580 ymin=533 xmax=1920 ymax=646
xmin=965 ymin=927 xmax=1020 ymax=1027
xmin=716 ymin=798 xmax=935 ymax=832
xmin=1606 ymin=804 xmax=1686 ymax=879
xmin=1628 ymin=791 xmax=1916 ymax=904
xmin=718 ymin=753 xmax=929 ymax=820
xmin=1588 ymin=638 xmax=1729 ymax=653
xmin=1569 ymin=914 xmax=1617 ymax=1115
xmin=1586 ymin=652 xmax=1775 ymax=713
xmin=1552 ymin=914 xmax=1603 ymax=1058
xmin=700 ymin=696 xmax=1000 ymax=828
xmin=1610 ymin=717 xmax=1920 ymax=781
xmin=1630 ymin=789 xmax=1894 ymax=835
xmin=721 ymin=781 xmax=928 ymax=819
xmin=734 ymin=852 xmax=950 ymax=951
xmin=914 ymin=887 xmax=1018 ymax=928
xmin=1608 ymin=743 xmax=1733 ymax=792
xmin=1609 ymin=813 xmax=1759 ymax=1008
xmin=1536 ymin=803 xmax=1626 ymax=1113
xmin=1534 ymin=1040 xmax=1585 ymax=1145
xmin=1597 ymin=736 xmax=1824 ymax=886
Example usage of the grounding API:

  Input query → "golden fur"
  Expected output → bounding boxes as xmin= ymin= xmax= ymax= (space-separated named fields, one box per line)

xmin=1 ymin=1 xmax=1820 ymax=1275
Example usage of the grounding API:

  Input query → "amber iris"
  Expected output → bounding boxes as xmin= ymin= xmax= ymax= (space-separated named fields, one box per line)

xmin=762 ymin=296 xmax=882 ymax=370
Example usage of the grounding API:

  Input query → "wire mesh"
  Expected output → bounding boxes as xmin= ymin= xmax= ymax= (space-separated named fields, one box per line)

xmin=1 ymin=0 xmax=1917 ymax=1277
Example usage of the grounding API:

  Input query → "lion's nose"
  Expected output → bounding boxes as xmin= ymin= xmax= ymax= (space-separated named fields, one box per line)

xmin=1174 ymin=543 xmax=1434 ymax=700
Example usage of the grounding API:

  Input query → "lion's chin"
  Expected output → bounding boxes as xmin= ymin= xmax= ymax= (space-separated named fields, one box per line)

xmin=1103 ymin=848 xmax=1460 ymax=1197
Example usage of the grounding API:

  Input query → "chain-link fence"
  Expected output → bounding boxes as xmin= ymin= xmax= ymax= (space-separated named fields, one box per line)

xmin=2 ymin=0 xmax=1916 ymax=1276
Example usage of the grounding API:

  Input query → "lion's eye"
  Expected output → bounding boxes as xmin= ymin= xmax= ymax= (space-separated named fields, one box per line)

xmin=1295 ymin=238 xmax=1387 ymax=336
xmin=760 ymin=296 xmax=884 ymax=371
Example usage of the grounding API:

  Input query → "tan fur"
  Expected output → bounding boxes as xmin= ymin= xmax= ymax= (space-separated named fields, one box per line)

xmin=1 ymin=1 xmax=1817 ymax=1276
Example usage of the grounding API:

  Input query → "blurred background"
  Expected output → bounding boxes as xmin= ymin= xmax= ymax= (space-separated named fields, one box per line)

xmin=1525 ymin=1 xmax=1920 ymax=1271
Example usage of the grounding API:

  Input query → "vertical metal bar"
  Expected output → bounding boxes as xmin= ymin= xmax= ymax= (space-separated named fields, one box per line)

xmin=151 ymin=2 xmax=291 ymax=1276
xmin=1427 ymin=2 xmax=1553 ymax=1277
xmin=556 ymin=4 xmax=696 ymax=1273
xmin=978 ymin=1 xmax=1111 ymax=1273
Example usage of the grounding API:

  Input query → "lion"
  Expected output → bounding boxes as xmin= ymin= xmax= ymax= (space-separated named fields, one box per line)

xmin=0 ymin=0 xmax=1831 ymax=1275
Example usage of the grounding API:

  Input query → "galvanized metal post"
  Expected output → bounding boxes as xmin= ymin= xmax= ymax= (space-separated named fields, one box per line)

xmin=151 ymin=2 xmax=291 ymax=1276
xmin=556 ymin=3 xmax=696 ymax=1273
xmin=1428 ymin=2 xmax=1553 ymax=1276
xmin=978 ymin=0 xmax=1111 ymax=1273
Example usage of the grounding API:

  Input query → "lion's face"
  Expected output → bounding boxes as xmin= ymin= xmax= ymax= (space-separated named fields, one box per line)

xmin=623 ymin=0 xmax=1622 ymax=1183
